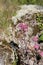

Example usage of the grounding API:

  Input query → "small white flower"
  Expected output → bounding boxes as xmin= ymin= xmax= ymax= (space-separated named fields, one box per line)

xmin=12 ymin=16 xmax=17 ymax=25
xmin=25 ymin=27 xmax=33 ymax=36
xmin=28 ymin=27 xmax=33 ymax=36
xmin=29 ymin=59 xmax=34 ymax=65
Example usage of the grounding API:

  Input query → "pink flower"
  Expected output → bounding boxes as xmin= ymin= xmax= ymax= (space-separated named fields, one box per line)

xmin=32 ymin=36 xmax=38 ymax=42
xmin=18 ymin=23 xmax=28 ymax=31
xmin=34 ymin=44 xmax=40 ymax=50
xmin=39 ymin=51 xmax=43 ymax=57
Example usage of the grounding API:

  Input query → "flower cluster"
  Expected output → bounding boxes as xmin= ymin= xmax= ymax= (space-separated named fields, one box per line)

xmin=31 ymin=35 xmax=43 ymax=57
xmin=17 ymin=23 xmax=28 ymax=31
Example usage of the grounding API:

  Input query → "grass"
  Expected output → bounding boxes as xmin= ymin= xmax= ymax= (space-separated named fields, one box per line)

xmin=0 ymin=0 xmax=20 ymax=31
xmin=0 ymin=0 xmax=43 ymax=34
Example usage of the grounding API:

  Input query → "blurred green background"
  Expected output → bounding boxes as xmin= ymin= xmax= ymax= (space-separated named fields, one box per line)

xmin=0 ymin=0 xmax=43 ymax=30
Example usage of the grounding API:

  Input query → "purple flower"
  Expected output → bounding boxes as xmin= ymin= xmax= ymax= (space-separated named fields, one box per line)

xmin=18 ymin=23 xmax=28 ymax=31
xmin=32 ymin=36 xmax=38 ymax=42
xmin=39 ymin=51 xmax=43 ymax=57
xmin=34 ymin=44 xmax=40 ymax=50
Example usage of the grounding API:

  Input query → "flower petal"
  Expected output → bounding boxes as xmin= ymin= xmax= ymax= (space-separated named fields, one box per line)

xmin=34 ymin=44 xmax=40 ymax=50
xmin=39 ymin=51 xmax=43 ymax=57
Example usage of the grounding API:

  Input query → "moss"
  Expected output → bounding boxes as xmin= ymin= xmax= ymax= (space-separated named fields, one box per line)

xmin=13 ymin=58 xmax=18 ymax=65
xmin=36 ymin=13 xmax=43 ymax=30
xmin=36 ymin=13 xmax=43 ymax=22
xmin=12 ymin=61 xmax=17 ymax=65
xmin=38 ymin=24 xmax=43 ymax=30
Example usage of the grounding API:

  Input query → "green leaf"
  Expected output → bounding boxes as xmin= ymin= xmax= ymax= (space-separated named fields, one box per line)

xmin=39 ymin=35 xmax=43 ymax=41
